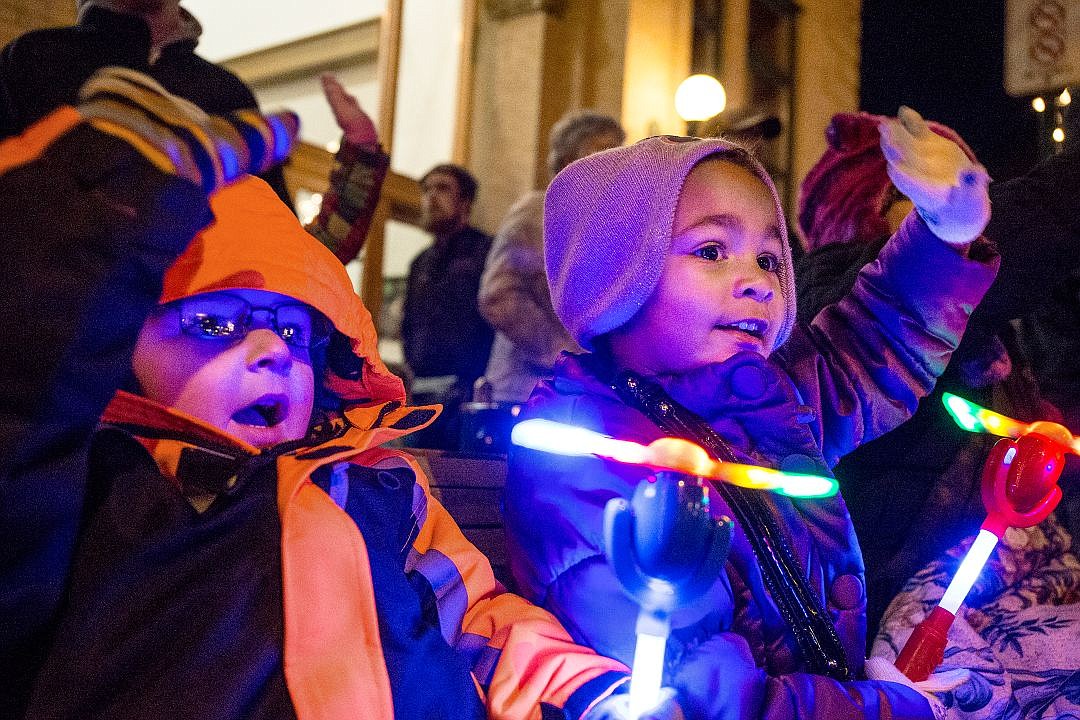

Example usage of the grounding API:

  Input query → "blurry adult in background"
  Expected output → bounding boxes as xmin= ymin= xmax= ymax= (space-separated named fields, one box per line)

xmin=401 ymin=164 xmax=493 ymax=449
xmin=478 ymin=111 xmax=625 ymax=403
xmin=1012 ymin=105 xmax=1080 ymax=554
xmin=0 ymin=0 xmax=292 ymax=206
xmin=795 ymin=111 xmax=1079 ymax=640
xmin=1014 ymin=105 xmax=1080 ymax=432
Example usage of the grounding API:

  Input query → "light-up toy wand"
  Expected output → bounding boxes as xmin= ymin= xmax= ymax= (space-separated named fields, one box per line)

xmin=511 ymin=418 xmax=840 ymax=718
xmin=894 ymin=393 xmax=1076 ymax=682
xmin=605 ymin=469 xmax=732 ymax=719
xmin=510 ymin=418 xmax=840 ymax=499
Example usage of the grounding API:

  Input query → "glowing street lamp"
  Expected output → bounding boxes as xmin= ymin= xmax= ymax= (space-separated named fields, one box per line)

xmin=674 ymin=74 xmax=727 ymax=122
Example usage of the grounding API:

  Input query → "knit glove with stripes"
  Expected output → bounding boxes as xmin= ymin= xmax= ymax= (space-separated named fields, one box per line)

xmin=77 ymin=66 xmax=299 ymax=193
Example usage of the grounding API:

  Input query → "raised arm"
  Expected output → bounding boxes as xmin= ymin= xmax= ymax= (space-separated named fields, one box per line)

xmin=0 ymin=68 xmax=297 ymax=717
xmin=1 ymin=67 xmax=298 ymax=470
xmin=305 ymin=74 xmax=389 ymax=264
xmin=779 ymin=108 xmax=998 ymax=466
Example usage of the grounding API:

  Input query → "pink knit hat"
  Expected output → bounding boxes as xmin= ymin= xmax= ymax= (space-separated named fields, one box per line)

xmin=545 ymin=135 xmax=796 ymax=353
xmin=798 ymin=112 xmax=975 ymax=252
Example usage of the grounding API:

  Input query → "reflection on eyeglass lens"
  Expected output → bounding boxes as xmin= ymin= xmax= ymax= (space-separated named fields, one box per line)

xmin=173 ymin=295 xmax=331 ymax=348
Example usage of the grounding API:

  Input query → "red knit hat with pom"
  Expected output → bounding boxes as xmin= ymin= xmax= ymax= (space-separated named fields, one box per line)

xmin=798 ymin=112 xmax=975 ymax=252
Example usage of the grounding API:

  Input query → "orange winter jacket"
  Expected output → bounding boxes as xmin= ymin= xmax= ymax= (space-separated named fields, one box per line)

xmin=0 ymin=111 xmax=627 ymax=720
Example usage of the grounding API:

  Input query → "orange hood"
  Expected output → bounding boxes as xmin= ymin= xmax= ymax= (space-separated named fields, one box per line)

xmin=161 ymin=175 xmax=405 ymax=409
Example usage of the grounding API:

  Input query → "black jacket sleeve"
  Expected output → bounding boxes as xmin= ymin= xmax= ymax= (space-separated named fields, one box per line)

xmin=0 ymin=122 xmax=212 ymax=716
xmin=971 ymin=142 xmax=1080 ymax=332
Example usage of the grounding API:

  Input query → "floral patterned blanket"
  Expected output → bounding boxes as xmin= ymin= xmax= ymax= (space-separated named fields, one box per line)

xmin=872 ymin=516 xmax=1080 ymax=719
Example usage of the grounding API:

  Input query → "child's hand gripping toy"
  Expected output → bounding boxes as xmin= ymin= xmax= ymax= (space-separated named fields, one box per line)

xmin=894 ymin=393 xmax=1075 ymax=682
xmin=511 ymin=419 xmax=840 ymax=719
xmin=603 ymin=466 xmax=731 ymax=720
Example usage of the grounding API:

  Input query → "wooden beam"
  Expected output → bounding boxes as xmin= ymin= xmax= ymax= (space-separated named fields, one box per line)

xmin=282 ymin=142 xmax=335 ymax=201
xmin=283 ymin=140 xmax=418 ymax=215
xmin=221 ymin=20 xmax=380 ymax=88
xmin=453 ymin=0 xmax=479 ymax=165
xmin=375 ymin=0 xmax=404 ymax=155
xmin=382 ymin=170 xmax=423 ymax=225
xmin=362 ymin=0 xmax=406 ymax=320
xmin=283 ymin=141 xmax=420 ymax=232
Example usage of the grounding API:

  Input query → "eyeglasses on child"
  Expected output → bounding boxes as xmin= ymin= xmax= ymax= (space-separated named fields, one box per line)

xmin=166 ymin=293 xmax=333 ymax=349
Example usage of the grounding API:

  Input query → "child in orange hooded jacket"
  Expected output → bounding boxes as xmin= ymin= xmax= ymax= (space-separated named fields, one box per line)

xmin=0 ymin=69 xmax=636 ymax=720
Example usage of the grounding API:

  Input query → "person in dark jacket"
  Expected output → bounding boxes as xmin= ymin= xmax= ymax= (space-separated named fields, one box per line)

xmin=0 ymin=0 xmax=292 ymax=206
xmin=794 ymin=111 xmax=1078 ymax=639
xmin=505 ymin=109 xmax=998 ymax=720
xmin=402 ymin=163 xmax=495 ymax=449
xmin=0 ymin=68 xmax=661 ymax=720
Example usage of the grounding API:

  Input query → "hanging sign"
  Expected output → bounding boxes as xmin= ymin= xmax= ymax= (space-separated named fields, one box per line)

xmin=1005 ymin=0 xmax=1080 ymax=96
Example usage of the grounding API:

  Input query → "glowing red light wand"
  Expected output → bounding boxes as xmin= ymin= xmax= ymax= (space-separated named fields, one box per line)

xmin=894 ymin=394 xmax=1073 ymax=681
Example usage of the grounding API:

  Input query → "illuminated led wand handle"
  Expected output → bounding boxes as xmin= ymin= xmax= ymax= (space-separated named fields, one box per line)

xmin=604 ymin=471 xmax=733 ymax=719
xmin=895 ymin=433 xmax=1065 ymax=681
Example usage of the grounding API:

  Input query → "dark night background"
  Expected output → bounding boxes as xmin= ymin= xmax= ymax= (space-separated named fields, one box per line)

xmin=860 ymin=0 xmax=1066 ymax=181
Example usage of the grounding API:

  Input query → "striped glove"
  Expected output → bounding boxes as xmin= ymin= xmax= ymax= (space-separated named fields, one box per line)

xmin=77 ymin=66 xmax=299 ymax=193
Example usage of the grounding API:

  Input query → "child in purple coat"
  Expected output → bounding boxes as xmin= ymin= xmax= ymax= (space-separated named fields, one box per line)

xmin=505 ymin=109 xmax=997 ymax=720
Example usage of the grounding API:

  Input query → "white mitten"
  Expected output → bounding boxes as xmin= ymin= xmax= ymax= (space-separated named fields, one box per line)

xmin=584 ymin=687 xmax=684 ymax=720
xmin=865 ymin=656 xmax=970 ymax=720
xmin=878 ymin=106 xmax=990 ymax=245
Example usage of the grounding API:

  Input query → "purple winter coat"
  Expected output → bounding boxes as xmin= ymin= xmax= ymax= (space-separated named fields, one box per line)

xmin=504 ymin=214 xmax=999 ymax=720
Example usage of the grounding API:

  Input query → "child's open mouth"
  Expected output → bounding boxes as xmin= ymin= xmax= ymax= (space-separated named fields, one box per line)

xmin=716 ymin=319 xmax=768 ymax=340
xmin=231 ymin=394 xmax=289 ymax=428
